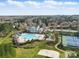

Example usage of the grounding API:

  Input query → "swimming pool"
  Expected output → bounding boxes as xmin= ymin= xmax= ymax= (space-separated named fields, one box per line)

xmin=18 ymin=33 xmax=45 ymax=41
xmin=62 ymin=36 xmax=79 ymax=47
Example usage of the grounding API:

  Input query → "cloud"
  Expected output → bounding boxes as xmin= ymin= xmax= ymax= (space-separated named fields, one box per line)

xmin=6 ymin=0 xmax=79 ymax=10
xmin=24 ymin=1 xmax=40 ymax=8
xmin=0 ymin=2 xmax=6 ymax=6
xmin=64 ymin=2 xmax=79 ymax=5
xmin=0 ymin=0 xmax=79 ymax=12
xmin=7 ymin=0 xmax=25 ymax=7
xmin=66 ymin=8 xmax=79 ymax=12
xmin=44 ymin=0 xmax=63 ymax=5
xmin=0 ymin=0 xmax=79 ymax=15
xmin=39 ymin=0 xmax=63 ymax=9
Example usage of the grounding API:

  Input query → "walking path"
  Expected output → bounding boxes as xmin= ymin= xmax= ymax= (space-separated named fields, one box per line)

xmin=55 ymin=37 xmax=68 ymax=58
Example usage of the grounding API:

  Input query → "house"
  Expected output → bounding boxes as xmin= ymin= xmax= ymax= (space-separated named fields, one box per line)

xmin=27 ymin=25 xmax=44 ymax=33
xmin=60 ymin=21 xmax=70 ymax=29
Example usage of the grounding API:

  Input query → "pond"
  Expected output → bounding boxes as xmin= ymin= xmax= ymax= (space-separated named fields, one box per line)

xmin=62 ymin=36 xmax=79 ymax=47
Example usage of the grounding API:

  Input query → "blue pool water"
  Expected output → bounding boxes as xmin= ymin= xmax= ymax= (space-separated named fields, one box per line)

xmin=62 ymin=36 xmax=79 ymax=47
xmin=19 ymin=33 xmax=40 ymax=40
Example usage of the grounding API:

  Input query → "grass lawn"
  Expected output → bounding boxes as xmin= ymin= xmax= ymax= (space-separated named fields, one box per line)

xmin=58 ymin=45 xmax=79 ymax=58
xmin=15 ymin=41 xmax=56 ymax=58
xmin=0 ymin=31 xmax=16 ymax=58
xmin=0 ymin=31 xmax=65 ymax=58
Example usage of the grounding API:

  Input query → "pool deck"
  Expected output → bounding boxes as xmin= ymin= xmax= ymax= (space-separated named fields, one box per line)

xmin=16 ymin=33 xmax=45 ymax=43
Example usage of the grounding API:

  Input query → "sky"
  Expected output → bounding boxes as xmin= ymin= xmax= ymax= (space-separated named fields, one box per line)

xmin=0 ymin=0 xmax=79 ymax=15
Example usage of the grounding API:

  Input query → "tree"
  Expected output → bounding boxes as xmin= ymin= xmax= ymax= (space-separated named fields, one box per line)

xmin=0 ymin=23 xmax=14 ymax=37
xmin=53 ymin=32 xmax=59 ymax=43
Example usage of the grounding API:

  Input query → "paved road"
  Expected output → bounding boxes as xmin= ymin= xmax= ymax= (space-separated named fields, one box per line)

xmin=48 ymin=29 xmax=78 ymax=33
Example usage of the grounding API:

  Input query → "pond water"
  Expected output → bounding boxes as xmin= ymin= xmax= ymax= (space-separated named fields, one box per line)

xmin=62 ymin=36 xmax=79 ymax=47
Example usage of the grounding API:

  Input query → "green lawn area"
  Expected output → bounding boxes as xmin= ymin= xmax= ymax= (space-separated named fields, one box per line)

xmin=0 ymin=31 xmax=65 ymax=58
xmin=0 ymin=31 xmax=16 ymax=58
xmin=58 ymin=44 xmax=79 ymax=58
xmin=15 ymin=41 xmax=59 ymax=58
